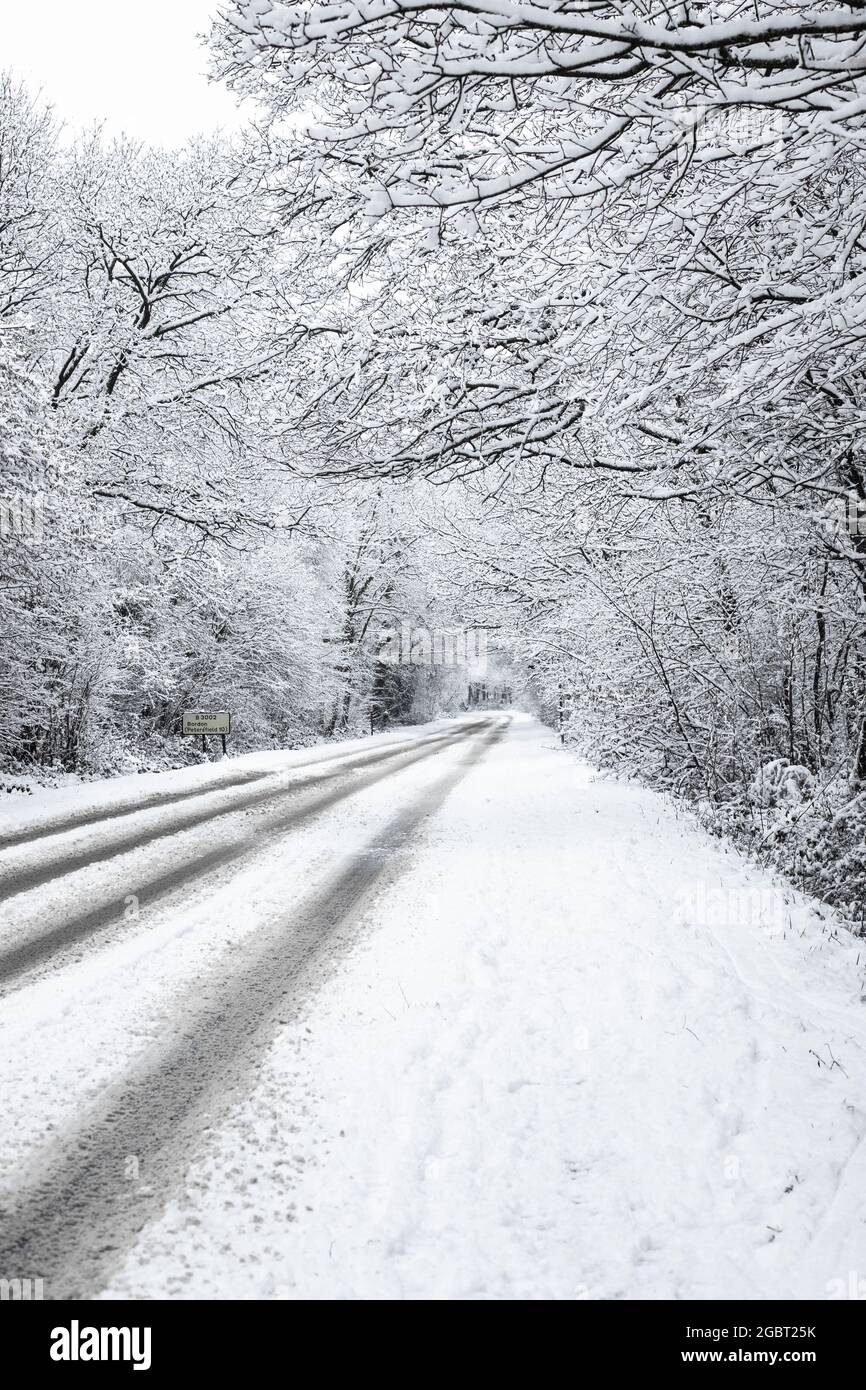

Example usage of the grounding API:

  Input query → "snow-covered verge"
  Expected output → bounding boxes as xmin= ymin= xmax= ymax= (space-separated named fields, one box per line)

xmin=564 ymin=721 xmax=866 ymax=934
xmin=698 ymin=781 xmax=866 ymax=933
xmin=99 ymin=715 xmax=866 ymax=1301
xmin=0 ymin=734 xmax=209 ymax=798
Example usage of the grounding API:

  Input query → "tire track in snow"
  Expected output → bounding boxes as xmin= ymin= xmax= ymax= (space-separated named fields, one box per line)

xmin=0 ymin=725 xmax=481 ymax=903
xmin=0 ymin=721 xmax=491 ymax=992
xmin=0 ymin=717 xmax=507 ymax=1298
xmin=0 ymin=726 xmax=465 ymax=852
xmin=0 ymin=767 xmax=272 ymax=852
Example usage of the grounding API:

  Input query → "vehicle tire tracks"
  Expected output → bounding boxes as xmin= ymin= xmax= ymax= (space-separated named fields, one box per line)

xmin=0 ymin=726 xmax=479 ymax=904
xmin=0 ymin=717 xmax=507 ymax=1298
xmin=0 ymin=721 xmax=490 ymax=992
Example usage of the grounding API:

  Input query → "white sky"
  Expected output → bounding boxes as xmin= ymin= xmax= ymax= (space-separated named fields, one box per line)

xmin=0 ymin=0 xmax=247 ymax=145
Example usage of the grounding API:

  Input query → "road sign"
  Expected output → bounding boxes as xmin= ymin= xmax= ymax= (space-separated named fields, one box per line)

xmin=182 ymin=710 xmax=231 ymax=736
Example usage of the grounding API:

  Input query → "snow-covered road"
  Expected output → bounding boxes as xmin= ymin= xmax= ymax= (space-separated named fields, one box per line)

xmin=1 ymin=714 xmax=865 ymax=1300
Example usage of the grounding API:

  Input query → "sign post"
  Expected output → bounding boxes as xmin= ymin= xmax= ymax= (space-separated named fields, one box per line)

xmin=182 ymin=710 xmax=231 ymax=756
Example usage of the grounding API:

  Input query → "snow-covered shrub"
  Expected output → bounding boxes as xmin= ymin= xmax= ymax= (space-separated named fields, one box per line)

xmin=749 ymin=761 xmax=815 ymax=809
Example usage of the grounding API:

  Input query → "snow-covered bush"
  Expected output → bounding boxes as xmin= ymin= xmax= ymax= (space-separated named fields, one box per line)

xmin=749 ymin=761 xmax=815 ymax=810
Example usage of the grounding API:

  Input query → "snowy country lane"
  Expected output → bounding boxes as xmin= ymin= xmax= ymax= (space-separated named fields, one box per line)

xmin=0 ymin=714 xmax=504 ymax=1297
xmin=1 ymin=715 xmax=866 ymax=1301
xmin=0 ymin=716 xmax=495 ymax=990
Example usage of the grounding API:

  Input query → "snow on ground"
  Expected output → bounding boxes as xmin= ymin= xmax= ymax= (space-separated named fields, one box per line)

xmin=0 ymin=721 xmax=489 ymax=1205
xmin=0 ymin=714 xmax=474 ymax=844
xmin=97 ymin=715 xmax=866 ymax=1301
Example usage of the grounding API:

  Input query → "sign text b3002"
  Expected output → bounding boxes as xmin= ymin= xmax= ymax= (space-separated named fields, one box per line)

xmin=182 ymin=710 xmax=231 ymax=735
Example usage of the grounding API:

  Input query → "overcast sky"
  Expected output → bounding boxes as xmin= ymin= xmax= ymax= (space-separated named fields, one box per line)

xmin=0 ymin=0 xmax=246 ymax=144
